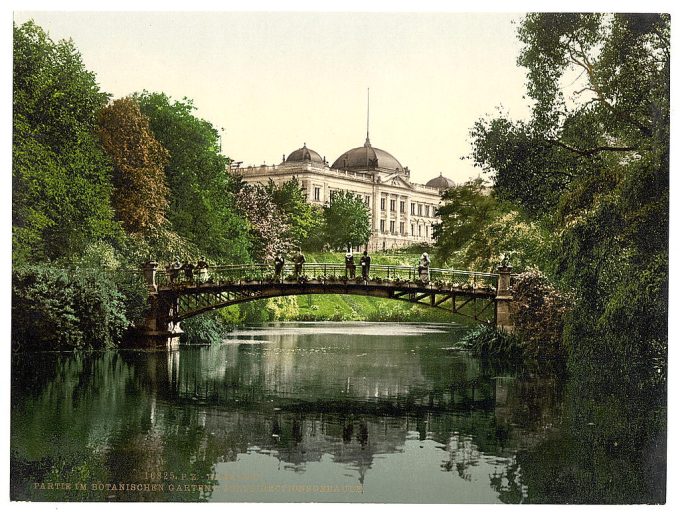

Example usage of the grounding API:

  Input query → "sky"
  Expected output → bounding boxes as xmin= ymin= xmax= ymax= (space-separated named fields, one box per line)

xmin=12 ymin=11 xmax=533 ymax=185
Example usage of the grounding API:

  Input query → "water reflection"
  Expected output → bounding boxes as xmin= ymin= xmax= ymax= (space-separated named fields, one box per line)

xmin=11 ymin=322 xmax=660 ymax=503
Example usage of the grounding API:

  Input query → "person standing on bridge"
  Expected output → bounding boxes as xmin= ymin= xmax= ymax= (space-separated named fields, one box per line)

xmin=168 ymin=257 xmax=181 ymax=284
xmin=345 ymin=252 xmax=356 ymax=279
xmin=293 ymin=249 xmax=305 ymax=279
xmin=360 ymin=250 xmax=371 ymax=281
xmin=274 ymin=253 xmax=285 ymax=282
xmin=182 ymin=259 xmax=195 ymax=283
xmin=196 ymin=256 xmax=209 ymax=284
xmin=418 ymin=252 xmax=431 ymax=284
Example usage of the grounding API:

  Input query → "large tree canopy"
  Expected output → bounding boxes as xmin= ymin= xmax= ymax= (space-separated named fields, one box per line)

xmin=433 ymin=178 xmax=547 ymax=271
xmin=469 ymin=13 xmax=669 ymax=385
xmin=13 ymin=21 xmax=119 ymax=263
xmin=97 ymin=97 xmax=170 ymax=234
xmin=135 ymin=92 xmax=251 ymax=262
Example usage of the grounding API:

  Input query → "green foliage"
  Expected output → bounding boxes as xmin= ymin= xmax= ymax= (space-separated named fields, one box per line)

xmin=12 ymin=265 xmax=132 ymax=351
xmin=460 ymin=325 xmax=524 ymax=360
xmin=68 ymin=240 xmax=149 ymax=326
xmin=434 ymin=178 xmax=497 ymax=259
xmin=322 ymin=190 xmax=371 ymax=251
xmin=469 ymin=117 xmax=574 ymax=215
xmin=238 ymin=299 xmax=272 ymax=324
xmin=469 ymin=14 xmax=669 ymax=394
xmin=267 ymin=296 xmax=300 ymax=320
xmin=180 ymin=312 xmax=231 ymax=346
xmin=135 ymin=92 xmax=252 ymax=262
xmin=266 ymin=178 xmax=323 ymax=250
xmin=434 ymin=178 xmax=548 ymax=271
xmin=511 ymin=268 xmax=572 ymax=360
xmin=13 ymin=21 xmax=120 ymax=264
xmin=300 ymin=205 xmax=326 ymax=251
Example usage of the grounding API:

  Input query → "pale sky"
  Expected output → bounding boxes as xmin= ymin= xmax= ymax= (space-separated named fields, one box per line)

xmin=12 ymin=11 xmax=533 ymax=185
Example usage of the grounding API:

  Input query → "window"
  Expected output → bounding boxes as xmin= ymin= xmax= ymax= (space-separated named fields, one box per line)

xmin=418 ymin=225 xmax=422 ymax=236
xmin=400 ymin=222 xmax=405 ymax=235
xmin=390 ymin=199 xmax=396 ymax=212
xmin=390 ymin=221 xmax=395 ymax=234
xmin=425 ymin=225 xmax=429 ymax=237
xmin=329 ymin=190 xmax=337 ymax=203
xmin=425 ymin=205 xmax=430 ymax=217
xmin=418 ymin=204 xmax=422 ymax=216
xmin=411 ymin=224 xmax=416 ymax=236
xmin=380 ymin=220 xmax=385 ymax=232
xmin=381 ymin=198 xmax=386 ymax=210
xmin=314 ymin=187 xmax=321 ymax=201
xmin=364 ymin=195 xmax=370 ymax=206
xmin=410 ymin=203 xmax=416 ymax=215
xmin=400 ymin=201 xmax=405 ymax=213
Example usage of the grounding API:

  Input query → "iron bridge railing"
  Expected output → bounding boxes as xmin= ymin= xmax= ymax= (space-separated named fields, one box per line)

xmin=154 ymin=262 xmax=499 ymax=293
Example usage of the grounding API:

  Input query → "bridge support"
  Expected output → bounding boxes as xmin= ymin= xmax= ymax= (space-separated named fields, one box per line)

xmin=127 ymin=261 xmax=182 ymax=349
xmin=495 ymin=265 xmax=515 ymax=333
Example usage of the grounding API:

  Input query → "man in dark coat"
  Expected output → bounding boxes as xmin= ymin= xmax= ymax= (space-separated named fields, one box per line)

xmin=360 ymin=251 xmax=371 ymax=280
xmin=293 ymin=250 xmax=305 ymax=278
xmin=274 ymin=253 xmax=285 ymax=281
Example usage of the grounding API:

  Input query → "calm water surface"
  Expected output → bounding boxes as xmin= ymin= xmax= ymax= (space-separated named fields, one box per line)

xmin=10 ymin=322 xmax=664 ymax=503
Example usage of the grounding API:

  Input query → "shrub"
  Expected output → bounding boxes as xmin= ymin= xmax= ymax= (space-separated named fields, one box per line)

xmin=511 ymin=268 xmax=572 ymax=360
xmin=12 ymin=265 xmax=131 ymax=350
xmin=460 ymin=324 xmax=524 ymax=360
xmin=180 ymin=311 xmax=231 ymax=345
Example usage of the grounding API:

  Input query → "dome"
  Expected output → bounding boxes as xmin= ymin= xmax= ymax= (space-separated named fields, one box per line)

xmin=331 ymin=138 xmax=403 ymax=172
xmin=285 ymin=143 xmax=324 ymax=165
xmin=426 ymin=173 xmax=455 ymax=190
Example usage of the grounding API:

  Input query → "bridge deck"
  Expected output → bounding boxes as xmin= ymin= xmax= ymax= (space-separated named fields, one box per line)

xmin=156 ymin=262 xmax=499 ymax=291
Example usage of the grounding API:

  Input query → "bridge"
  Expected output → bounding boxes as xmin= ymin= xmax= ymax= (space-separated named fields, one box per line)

xmin=134 ymin=261 xmax=515 ymax=347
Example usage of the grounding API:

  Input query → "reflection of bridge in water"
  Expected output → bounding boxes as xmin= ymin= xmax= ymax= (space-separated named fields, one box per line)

xmin=135 ymin=262 xmax=515 ymax=347
xmin=148 ymin=340 xmax=560 ymax=490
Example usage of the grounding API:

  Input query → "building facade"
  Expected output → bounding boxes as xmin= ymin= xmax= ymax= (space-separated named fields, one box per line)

xmin=232 ymin=136 xmax=455 ymax=252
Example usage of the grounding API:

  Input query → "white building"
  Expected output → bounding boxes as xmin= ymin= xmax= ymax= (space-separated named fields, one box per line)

xmin=233 ymin=136 xmax=455 ymax=252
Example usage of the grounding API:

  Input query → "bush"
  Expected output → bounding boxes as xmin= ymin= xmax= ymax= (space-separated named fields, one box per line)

xmin=460 ymin=324 xmax=524 ymax=360
xmin=511 ymin=268 xmax=571 ymax=360
xmin=179 ymin=312 xmax=231 ymax=345
xmin=12 ymin=265 xmax=132 ymax=350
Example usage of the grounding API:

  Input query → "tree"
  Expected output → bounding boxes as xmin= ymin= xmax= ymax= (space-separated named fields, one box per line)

xmin=433 ymin=178 xmax=499 ymax=266
xmin=322 ymin=190 xmax=371 ymax=251
xmin=235 ymin=184 xmax=293 ymax=260
xmin=265 ymin=178 xmax=322 ymax=249
xmin=434 ymin=178 xmax=547 ymax=271
xmin=97 ymin=97 xmax=170 ymax=234
xmin=13 ymin=21 xmax=119 ymax=264
xmin=471 ymin=14 xmax=669 ymax=391
xmin=135 ymin=92 xmax=251 ymax=262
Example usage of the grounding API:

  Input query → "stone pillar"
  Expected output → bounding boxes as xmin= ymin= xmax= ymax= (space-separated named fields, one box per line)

xmin=128 ymin=293 xmax=182 ymax=350
xmin=143 ymin=260 xmax=158 ymax=293
xmin=495 ymin=264 xmax=514 ymax=332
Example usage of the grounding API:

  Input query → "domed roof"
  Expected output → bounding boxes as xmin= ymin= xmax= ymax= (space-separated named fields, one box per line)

xmin=426 ymin=173 xmax=455 ymax=190
xmin=285 ymin=143 xmax=324 ymax=164
xmin=331 ymin=138 xmax=403 ymax=172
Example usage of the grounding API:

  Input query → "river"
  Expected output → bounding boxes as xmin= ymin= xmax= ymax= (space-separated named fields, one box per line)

xmin=10 ymin=322 xmax=665 ymax=503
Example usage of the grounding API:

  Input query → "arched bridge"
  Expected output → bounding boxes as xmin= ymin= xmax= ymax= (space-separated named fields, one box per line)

xmin=135 ymin=261 xmax=515 ymax=347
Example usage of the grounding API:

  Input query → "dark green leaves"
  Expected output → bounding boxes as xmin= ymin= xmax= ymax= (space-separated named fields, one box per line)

xmin=13 ymin=21 xmax=119 ymax=264
xmin=322 ymin=190 xmax=371 ymax=251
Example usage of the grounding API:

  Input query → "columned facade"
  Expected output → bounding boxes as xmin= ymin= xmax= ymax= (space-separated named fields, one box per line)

xmin=233 ymin=140 xmax=455 ymax=252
